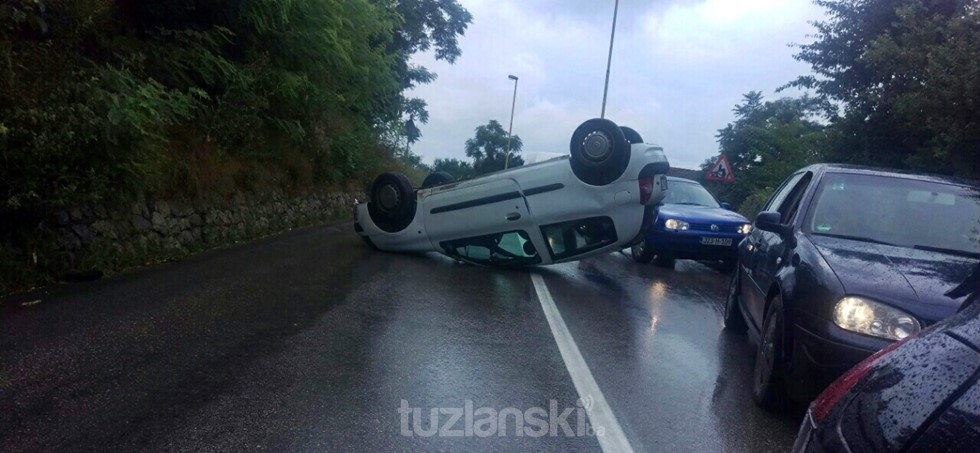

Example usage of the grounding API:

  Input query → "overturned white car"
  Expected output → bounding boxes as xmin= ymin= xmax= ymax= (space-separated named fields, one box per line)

xmin=354 ymin=118 xmax=670 ymax=266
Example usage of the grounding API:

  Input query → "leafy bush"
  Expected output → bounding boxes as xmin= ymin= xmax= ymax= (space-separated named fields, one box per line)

xmin=0 ymin=0 xmax=471 ymax=219
xmin=1 ymin=2 xmax=202 ymax=210
xmin=738 ymin=188 xmax=774 ymax=220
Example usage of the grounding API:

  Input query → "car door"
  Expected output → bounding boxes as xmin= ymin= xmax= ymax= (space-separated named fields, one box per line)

xmin=743 ymin=171 xmax=813 ymax=328
xmin=422 ymin=178 xmax=532 ymax=250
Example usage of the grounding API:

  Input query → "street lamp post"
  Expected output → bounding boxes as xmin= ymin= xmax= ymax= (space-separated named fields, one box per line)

xmin=504 ymin=74 xmax=519 ymax=170
xmin=601 ymin=0 xmax=620 ymax=119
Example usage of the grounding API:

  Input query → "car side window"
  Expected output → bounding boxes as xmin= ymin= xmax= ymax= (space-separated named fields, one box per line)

xmin=441 ymin=231 xmax=541 ymax=266
xmin=776 ymin=172 xmax=814 ymax=224
xmin=763 ymin=172 xmax=804 ymax=214
xmin=540 ymin=216 xmax=618 ymax=261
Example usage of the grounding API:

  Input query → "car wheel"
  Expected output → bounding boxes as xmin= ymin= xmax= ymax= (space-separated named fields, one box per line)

xmin=654 ymin=254 xmax=675 ymax=269
xmin=368 ymin=172 xmax=417 ymax=233
xmin=421 ymin=171 xmax=454 ymax=189
xmin=630 ymin=240 xmax=655 ymax=263
xmin=753 ymin=295 xmax=787 ymax=410
xmin=620 ymin=126 xmax=644 ymax=144
xmin=569 ymin=118 xmax=630 ymax=186
xmin=723 ymin=270 xmax=747 ymax=332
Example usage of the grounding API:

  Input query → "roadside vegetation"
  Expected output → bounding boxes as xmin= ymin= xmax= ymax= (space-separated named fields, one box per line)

xmin=0 ymin=0 xmax=471 ymax=218
xmin=703 ymin=0 xmax=980 ymax=217
xmin=0 ymin=0 xmax=472 ymax=295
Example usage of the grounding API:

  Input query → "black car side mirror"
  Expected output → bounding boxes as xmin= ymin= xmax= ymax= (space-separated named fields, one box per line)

xmin=720 ymin=202 xmax=733 ymax=210
xmin=755 ymin=211 xmax=792 ymax=236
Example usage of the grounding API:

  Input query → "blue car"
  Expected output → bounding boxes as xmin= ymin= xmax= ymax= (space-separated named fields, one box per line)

xmin=630 ymin=176 xmax=752 ymax=269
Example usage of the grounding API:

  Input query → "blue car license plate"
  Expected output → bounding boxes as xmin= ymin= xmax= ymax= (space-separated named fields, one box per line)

xmin=700 ymin=237 xmax=732 ymax=246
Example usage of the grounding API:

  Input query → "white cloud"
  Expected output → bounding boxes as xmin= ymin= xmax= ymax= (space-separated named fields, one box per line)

xmin=407 ymin=0 xmax=826 ymax=171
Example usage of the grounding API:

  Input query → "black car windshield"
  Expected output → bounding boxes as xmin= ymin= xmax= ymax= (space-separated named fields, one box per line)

xmin=805 ymin=172 xmax=980 ymax=256
xmin=662 ymin=180 xmax=720 ymax=208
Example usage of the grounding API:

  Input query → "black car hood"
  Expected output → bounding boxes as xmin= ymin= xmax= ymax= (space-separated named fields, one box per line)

xmin=810 ymin=235 xmax=977 ymax=324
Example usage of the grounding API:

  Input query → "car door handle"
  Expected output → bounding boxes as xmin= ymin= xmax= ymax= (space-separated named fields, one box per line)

xmin=506 ymin=212 xmax=521 ymax=221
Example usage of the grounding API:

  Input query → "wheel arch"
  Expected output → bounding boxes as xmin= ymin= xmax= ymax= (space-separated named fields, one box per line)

xmin=764 ymin=282 xmax=795 ymax=366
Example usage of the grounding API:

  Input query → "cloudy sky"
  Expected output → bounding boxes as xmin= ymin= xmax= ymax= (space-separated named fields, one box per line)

xmin=406 ymin=0 xmax=827 ymax=171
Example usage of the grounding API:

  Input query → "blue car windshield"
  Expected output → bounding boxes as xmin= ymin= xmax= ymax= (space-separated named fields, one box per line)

xmin=805 ymin=172 xmax=980 ymax=257
xmin=662 ymin=181 xmax=720 ymax=208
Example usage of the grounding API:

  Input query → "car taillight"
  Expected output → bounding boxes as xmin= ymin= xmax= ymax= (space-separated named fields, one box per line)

xmin=809 ymin=334 xmax=913 ymax=424
xmin=639 ymin=177 xmax=653 ymax=205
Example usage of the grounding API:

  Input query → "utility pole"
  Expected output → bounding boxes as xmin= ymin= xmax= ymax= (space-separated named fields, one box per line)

xmin=601 ymin=0 xmax=620 ymax=118
xmin=504 ymin=74 xmax=519 ymax=169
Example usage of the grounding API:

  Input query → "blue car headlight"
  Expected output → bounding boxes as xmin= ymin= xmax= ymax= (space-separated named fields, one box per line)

xmin=737 ymin=224 xmax=753 ymax=234
xmin=664 ymin=219 xmax=690 ymax=231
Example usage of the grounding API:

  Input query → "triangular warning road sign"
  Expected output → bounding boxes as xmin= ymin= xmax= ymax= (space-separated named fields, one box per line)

xmin=705 ymin=155 xmax=735 ymax=183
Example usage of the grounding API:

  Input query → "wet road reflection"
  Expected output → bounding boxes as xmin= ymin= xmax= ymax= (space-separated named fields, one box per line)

xmin=539 ymin=253 xmax=802 ymax=452
xmin=1 ymin=227 xmax=803 ymax=451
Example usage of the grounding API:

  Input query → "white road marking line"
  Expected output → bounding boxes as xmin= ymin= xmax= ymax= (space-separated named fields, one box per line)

xmin=530 ymin=273 xmax=635 ymax=453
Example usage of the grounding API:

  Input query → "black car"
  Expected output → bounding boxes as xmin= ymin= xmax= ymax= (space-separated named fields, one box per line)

xmin=724 ymin=164 xmax=980 ymax=408
xmin=793 ymin=277 xmax=980 ymax=452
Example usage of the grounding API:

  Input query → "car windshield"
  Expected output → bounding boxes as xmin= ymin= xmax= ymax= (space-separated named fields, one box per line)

xmin=805 ymin=172 xmax=980 ymax=256
xmin=662 ymin=181 xmax=720 ymax=207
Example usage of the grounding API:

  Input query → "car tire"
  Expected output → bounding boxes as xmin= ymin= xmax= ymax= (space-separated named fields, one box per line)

xmin=630 ymin=240 xmax=655 ymax=263
xmin=753 ymin=294 xmax=787 ymax=410
xmin=569 ymin=118 xmax=631 ymax=186
xmin=368 ymin=172 xmax=417 ymax=233
xmin=654 ymin=254 xmax=675 ymax=269
xmin=620 ymin=126 xmax=644 ymax=144
xmin=724 ymin=270 xmax=747 ymax=332
xmin=421 ymin=171 xmax=454 ymax=189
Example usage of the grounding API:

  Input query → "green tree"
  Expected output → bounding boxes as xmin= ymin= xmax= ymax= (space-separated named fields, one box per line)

xmin=703 ymin=92 xmax=831 ymax=216
xmin=432 ymin=158 xmax=474 ymax=180
xmin=375 ymin=0 xmax=473 ymax=143
xmin=464 ymin=120 xmax=524 ymax=175
xmin=0 ymin=0 xmax=408 ymax=212
xmin=786 ymin=0 xmax=980 ymax=177
xmin=0 ymin=0 xmax=473 ymax=218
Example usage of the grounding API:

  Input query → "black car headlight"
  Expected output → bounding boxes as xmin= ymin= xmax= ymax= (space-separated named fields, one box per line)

xmin=833 ymin=296 xmax=921 ymax=341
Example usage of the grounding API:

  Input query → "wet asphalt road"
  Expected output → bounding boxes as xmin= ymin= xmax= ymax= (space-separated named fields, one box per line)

xmin=0 ymin=223 xmax=802 ymax=451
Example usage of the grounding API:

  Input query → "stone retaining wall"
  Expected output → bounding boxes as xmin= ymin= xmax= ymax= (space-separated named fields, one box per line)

xmin=1 ymin=191 xmax=363 ymax=294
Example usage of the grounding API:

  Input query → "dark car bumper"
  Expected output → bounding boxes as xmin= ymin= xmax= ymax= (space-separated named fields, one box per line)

xmin=792 ymin=411 xmax=817 ymax=453
xmin=644 ymin=230 xmax=743 ymax=261
xmin=788 ymin=321 xmax=889 ymax=402
xmin=793 ymin=407 xmax=856 ymax=453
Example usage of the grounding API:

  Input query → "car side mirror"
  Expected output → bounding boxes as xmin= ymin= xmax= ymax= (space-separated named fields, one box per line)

xmin=755 ymin=211 xmax=791 ymax=236
xmin=720 ymin=202 xmax=732 ymax=210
